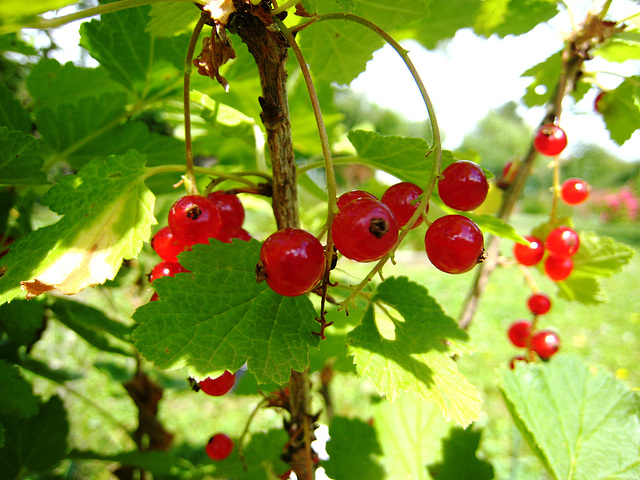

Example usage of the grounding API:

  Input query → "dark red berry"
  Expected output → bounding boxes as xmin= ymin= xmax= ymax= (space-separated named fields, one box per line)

xmin=560 ymin=178 xmax=590 ymax=205
xmin=150 ymin=292 xmax=159 ymax=302
xmin=381 ymin=182 xmax=425 ymax=229
xmin=545 ymin=226 xmax=579 ymax=257
xmin=530 ymin=329 xmax=560 ymax=360
xmin=527 ymin=293 xmax=551 ymax=315
xmin=594 ymin=91 xmax=607 ymax=113
xmin=149 ymin=261 xmax=188 ymax=282
xmin=544 ymin=255 xmax=573 ymax=282
xmin=207 ymin=191 xmax=245 ymax=228
xmin=151 ymin=226 xmax=187 ymax=262
xmin=206 ymin=433 xmax=234 ymax=460
xmin=216 ymin=226 xmax=252 ymax=243
xmin=168 ymin=195 xmax=221 ymax=246
xmin=260 ymin=228 xmax=325 ymax=296
xmin=199 ymin=371 xmax=236 ymax=396
xmin=336 ymin=190 xmax=377 ymax=210
xmin=513 ymin=235 xmax=545 ymax=266
xmin=424 ymin=215 xmax=484 ymax=274
xmin=534 ymin=124 xmax=567 ymax=156
xmin=332 ymin=198 xmax=399 ymax=262
xmin=438 ymin=160 xmax=489 ymax=211
xmin=508 ymin=320 xmax=532 ymax=348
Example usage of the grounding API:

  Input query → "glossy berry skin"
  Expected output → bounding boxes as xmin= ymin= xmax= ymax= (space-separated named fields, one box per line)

xmin=560 ymin=178 xmax=590 ymax=205
xmin=151 ymin=226 xmax=187 ymax=263
xmin=508 ymin=320 xmax=532 ymax=348
xmin=207 ymin=191 xmax=245 ymax=228
xmin=438 ymin=160 xmax=489 ymax=211
xmin=534 ymin=124 xmax=567 ymax=156
xmin=513 ymin=235 xmax=545 ymax=266
xmin=531 ymin=329 xmax=560 ymax=360
xmin=424 ymin=215 xmax=484 ymax=274
xmin=544 ymin=255 xmax=573 ymax=282
xmin=199 ymin=371 xmax=236 ymax=396
xmin=216 ymin=226 xmax=252 ymax=243
xmin=528 ymin=293 xmax=551 ymax=315
xmin=336 ymin=190 xmax=377 ymax=210
xmin=168 ymin=195 xmax=222 ymax=246
xmin=332 ymin=198 xmax=399 ymax=262
xmin=149 ymin=261 xmax=188 ymax=282
xmin=260 ymin=228 xmax=325 ymax=296
xmin=206 ymin=433 xmax=234 ymax=460
xmin=545 ymin=226 xmax=580 ymax=257
xmin=381 ymin=182 xmax=425 ymax=229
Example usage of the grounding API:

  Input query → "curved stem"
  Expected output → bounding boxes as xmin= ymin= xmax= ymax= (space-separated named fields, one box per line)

xmin=183 ymin=13 xmax=208 ymax=195
xmin=143 ymin=164 xmax=268 ymax=186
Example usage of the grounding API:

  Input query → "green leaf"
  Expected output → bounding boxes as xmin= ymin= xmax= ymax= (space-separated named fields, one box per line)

xmin=69 ymin=449 xmax=196 ymax=475
xmin=19 ymin=356 xmax=83 ymax=383
xmin=0 ymin=395 xmax=69 ymax=476
xmin=324 ymin=417 xmax=385 ymax=480
xmin=0 ymin=32 xmax=38 ymax=56
xmin=27 ymin=58 xmax=129 ymax=111
xmin=0 ymin=150 xmax=155 ymax=304
xmin=474 ymin=0 xmax=558 ymax=38
xmin=600 ymin=76 xmax=640 ymax=146
xmin=427 ymin=427 xmax=495 ymax=480
xmin=49 ymin=299 xmax=134 ymax=356
xmin=0 ymin=0 xmax=78 ymax=34
xmin=500 ymin=355 xmax=640 ymax=480
xmin=412 ymin=0 xmax=481 ymax=49
xmin=0 ymin=128 xmax=48 ymax=185
xmin=351 ymin=0 xmax=429 ymax=32
xmin=521 ymin=50 xmax=562 ymax=107
xmin=0 ymin=298 xmax=45 ymax=346
xmin=465 ymin=213 xmax=527 ymax=243
xmin=347 ymin=277 xmax=482 ymax=427
xmin=0 ymin=83 xmax=32 ymax=133
xmin=0 ymin=359 xmax=40 ymax=417
xmin=147 ymin=2 xmax=199 ymax=37
xmin=347 ymin=130 xmax=448 ymax=185
xmin=132 ymin=240 xmax=320 ymax=384
xmin=593 ymin=39 xmax=640 ymax=63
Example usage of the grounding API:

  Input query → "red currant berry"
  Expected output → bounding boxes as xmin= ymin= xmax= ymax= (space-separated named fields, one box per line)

xmin=527 ymin=293 xmax=551 ymax=315
xmin=424 ymin=215 xmax=484 ymax=274
xmin=149 ymin=261 xmax=188 ymax=282
xmin=513 ymin=235 xmax=545 ymax=266
xmin=260 ymin=228 xmax=325 ymax=296
xmin=336 ymin=190 xmax=377 ymax=210
xmin=332 ymin=198 xmax=399 ymax=262
xmin=150 ymin=292 xmax=159 ymax=302
xmin=168 ymin=195 xmax=221 ymax=246
xmin=500 ymin=159 xmax=519 ymax=187
xmin=438 ymin=160 xmax=489 ymax=211
xmin=216 ymin=226 xmax=252 ymax=243
xmin=205 ymin=433 xmax=234 ymax=460
xmin=530 ymin=329 xmax=560 ymax=360
xmin=507 ymin=320 xmax=532 ymax=348
xmin=545 ymin=226 xmax=579 ymax=256
xmin=207 ymin=191 xmax=245 ymax=228
xmin=544 ymin=255 xmax=573 ymax=282
xmin=151 ymin=226 xmax=187 ymax=263
xmin=199 ymin=371 xmax=236 ymax=396
xmin=509 ymin=355 xmax=528 ymax=369
xmin=381 ymin=182 xmax=425 ymax=229
xmin=594 ymin=91 xmax=607 ymax=113
xmin=534 ymin=124 xmax=567 ymax=156
xmin=560 ymin=178 xmax=590 ymax=205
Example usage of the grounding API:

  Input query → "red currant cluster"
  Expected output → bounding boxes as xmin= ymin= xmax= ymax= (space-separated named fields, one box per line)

xmin=514 ymin=225 xmax=580 ymax=282
xmin=507 ymin=292 xmax=560 ymax=367
xmin=149 ymin=192 xmax=250 ymax=298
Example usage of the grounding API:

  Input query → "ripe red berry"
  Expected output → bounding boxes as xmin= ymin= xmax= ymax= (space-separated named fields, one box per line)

xmin=424 ymin=215 xmax=484 ymax=274
xmin=168 ymin=195 xmax=221 ymax=246
xmin=499 ymin=159 xmax=519 ymax=188
xmin=149 ymin=261 xmax=188 ymax=282
xmin=216 ymin=226 xmax=252 ymax=243
xmin=594 ymin=91 xmax=607 ymax=113
xmin=151 ymin=226 xmax=187 ymax=263
xmin=260 ymin=228 xmax=325 ymax=296
xmin=438 ymin=160 xmax=489 ymax=211
xmin=381 ymin=182 xmax=425 ymax=229
xmin=336 ymin=190 xmax=377 ymax=210
xmin=545 ymin=226 xmax=579 ymax=257
xmin=199 ymin=371 xmax=236 ymax=396
xmin=527 ymin=293 xmax=551 ymax=315
xmin=507 ymin=320 xmax=532 ymax=348
xmin=560 ymin=178 xmax=590 ymax=205
xmin=534 ymin=124 xmax=567 ymax=156
xmin=332 ymin=198 xmax=399 ymax=262
xmin=530 ymin=329 xmax=560 ymax=360
xmin=207 ymin=191 xmax=245 ymax=228
xmin=206 ymin=433 xmax=234 ymax=460
xmin=513 ymin=235 xmax=545 ymax=266
xmin=544 ymin=255 xmax=573 ymax=282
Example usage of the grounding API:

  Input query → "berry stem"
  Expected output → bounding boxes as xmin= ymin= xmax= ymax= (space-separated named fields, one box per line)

xmin=143 ymin=164 xmax=269 ymax=187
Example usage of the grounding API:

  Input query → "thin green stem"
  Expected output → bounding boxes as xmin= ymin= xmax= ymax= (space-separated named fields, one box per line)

xmin=272 ymin=0 xmax=299 ymax=16
xmin=617 ymin=11 xmax=640 ymax=26
xmin=21 ymin=0 xmax=200 ymax=30
xmin=183 ymin=13 xmax=208 ymax=195
xmin=143 ymin=164 xmax=269 ymax=186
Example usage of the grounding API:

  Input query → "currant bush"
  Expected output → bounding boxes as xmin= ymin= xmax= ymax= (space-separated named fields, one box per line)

xmin=168 ymin=195 xmax=222 ymax=246
xmin=381 ymin=182 xmax=425 ymax=229
xmin=533 ymin=124 xmax=568 ymax=156
xmin=437 ymin=160 xmax=489 ymax=211
xmin=560 ymin=178 xmax=590 ymax=205
xmin=199 ymin=371 xmax=236 ymax=396
xmin=424 ymin=215 xmax=484 ymax=274
xmin=513 ymin=235 xmax=545 ymax=266
xmin=205 ymin=433 xmax=234 ymax=460
xmin=530 ymin=329 xmax=561 ymax=360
